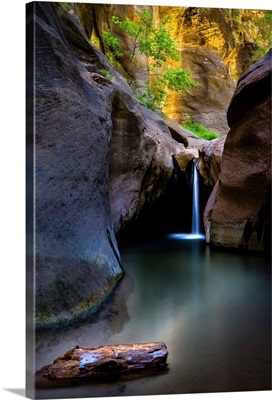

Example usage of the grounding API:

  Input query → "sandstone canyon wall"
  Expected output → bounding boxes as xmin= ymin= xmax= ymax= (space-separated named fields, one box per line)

xmin=32 ymin=2 xmax=193 ymax=327
xmin=76 ymin=4 xmax=265 ymax=135
xmin=33 ymin=2 xmax=122 ymax=327
xmin=204 ymin=49 xmax=271 ymax=253
xmin=30 ymin=2 xmax=270 ymax=329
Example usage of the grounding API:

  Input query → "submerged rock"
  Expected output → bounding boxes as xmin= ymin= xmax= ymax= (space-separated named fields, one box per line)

xmin=204 ymin=49 xmax=271 ymax=252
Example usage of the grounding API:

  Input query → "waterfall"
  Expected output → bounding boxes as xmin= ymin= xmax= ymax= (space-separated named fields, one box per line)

xmin=191 ymin=163 xmax=200 ymax=234
xmin=167 ymin=160 xmax=205 ymax=240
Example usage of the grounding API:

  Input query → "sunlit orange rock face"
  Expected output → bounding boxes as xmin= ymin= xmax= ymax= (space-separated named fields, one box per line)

xmin=155 ymin=7 xmax=262 ymax=134
xmin=76 ymin=5 xmax=263 ymax=135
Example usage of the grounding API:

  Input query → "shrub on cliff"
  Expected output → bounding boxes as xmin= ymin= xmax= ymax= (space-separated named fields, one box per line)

xmin=102 ymin=8 xmax=198 ymax=111
xmin=182 ymin=117 xmax=219 ymax=140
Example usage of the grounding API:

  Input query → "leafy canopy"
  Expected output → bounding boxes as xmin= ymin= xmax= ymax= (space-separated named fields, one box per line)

xmin=102 ymin=8 xmax=197 ymax=111
xmin=111 ymin=9 xmax=179 ymax=66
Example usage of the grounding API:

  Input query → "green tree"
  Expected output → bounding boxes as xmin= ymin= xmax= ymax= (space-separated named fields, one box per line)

xmin=102 ymin=8 xmax=197 ymax=111
xmin=252 ymin=11 xmax=272 ymax=60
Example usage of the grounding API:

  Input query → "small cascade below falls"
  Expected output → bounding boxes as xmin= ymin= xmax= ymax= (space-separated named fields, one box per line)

xmin=168 ymin=161 xmax=205 ymax=240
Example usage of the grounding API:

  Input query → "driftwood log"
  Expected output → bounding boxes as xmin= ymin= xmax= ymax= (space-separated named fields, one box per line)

xmin=38 ymin=342 xmax=168 ymax=382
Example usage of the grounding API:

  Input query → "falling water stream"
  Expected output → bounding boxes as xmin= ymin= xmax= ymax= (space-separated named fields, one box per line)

xmin=192 ymin=162 xmax=200 ymax=234
xmin=168 ymin=161 xmax=205 ymax=240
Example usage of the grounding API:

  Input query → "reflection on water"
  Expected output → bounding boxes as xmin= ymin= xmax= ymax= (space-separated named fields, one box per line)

xmin=36 ymin=237 xmax=271 ymax=398
xmin=35 ymin=272 xmax=134 ymax=370
xmin=167 ymin=233 xmax=206 ymax=240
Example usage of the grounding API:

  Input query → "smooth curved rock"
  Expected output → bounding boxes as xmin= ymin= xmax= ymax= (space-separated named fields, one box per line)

xmin=205 ymin=50 xmax=271 ymax=252
xmin=34 ymin=2 xmax=124 ymax=328
xmin=198 ymin=135 xmax=226 ymax=187
xmin=227 ymin=49 xmax=272 ymax=127
xmin=109 ymin=103 xmax=182 ymax=233
xmin=33 ymin=3 xmax=187 ymax=326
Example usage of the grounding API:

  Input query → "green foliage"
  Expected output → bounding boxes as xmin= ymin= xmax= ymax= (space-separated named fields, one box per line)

xmin=103 ymin=31 xmax=122 ymax=55
xmin=103 ymin=31 xmax=124 ymax=68
xmin=162 ymin=67 xmax=198 ymax=92
xmin=182 ymin=117 xmax=219 ymax=141
xmin=111 ymin=9 xmax=180 ymax=68
xmin=252 ymin=11 xmax=272 ymax=60
xmin=231 ymin=8 xmax=240 ymax=25
xmin=102 ymin=8 xmax=197 ymax=110
xmin=99 ymin=69 xmax=114 ymax=80
xmin=91 ymin=37 xmax=100 ymax=47
xmin=58 ymin=2 xmax=71 ymax=11
xmin=134 ymin=84 xmax=160 ymax=112
xmin=136 ymin=68 xmax=198 ymax=110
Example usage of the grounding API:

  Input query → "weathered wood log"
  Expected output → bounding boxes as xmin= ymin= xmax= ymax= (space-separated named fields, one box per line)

xmin=39 ymin=342 xmax=168 ymax=382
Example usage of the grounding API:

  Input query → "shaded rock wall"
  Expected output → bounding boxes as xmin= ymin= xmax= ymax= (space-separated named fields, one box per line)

xmin=33 ymin=2 xmax=188 ymax=326
xmin=76 ymin=3 xmax=150 ymax=81
xmin=198 ymin=135 xmax=226 ymax=187
xmin=108 ymin=95 xmax=182 ymax=234
xmin=34 ymin=2 xmax=124 ymax=327
xmin=204 ymin=50 xmax=271 ymax=252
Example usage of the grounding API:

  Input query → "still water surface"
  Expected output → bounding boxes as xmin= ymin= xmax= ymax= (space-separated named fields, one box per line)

xmin=36 ymin=237 xmax=271 ymax=398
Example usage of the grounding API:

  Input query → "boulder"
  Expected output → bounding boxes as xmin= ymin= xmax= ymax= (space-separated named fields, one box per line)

xmin=163 ymin=114 xmax=207 ymax=150
xmin=205 ymin=49 xmax=271 ymax=252
xmin=162 ymin=115 xmax=207 ymax=169
xmin=198 ymin=135 xmax=226 ymax=187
